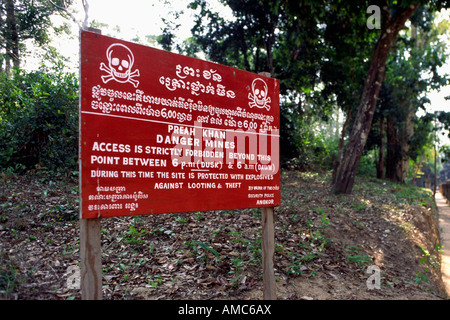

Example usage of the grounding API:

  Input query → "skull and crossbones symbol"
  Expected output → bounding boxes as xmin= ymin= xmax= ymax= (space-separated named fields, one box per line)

xmin=100 ymin=43 xmax=140 ymax=88
xmin=248 ymin=78 xmax=271 ymax=111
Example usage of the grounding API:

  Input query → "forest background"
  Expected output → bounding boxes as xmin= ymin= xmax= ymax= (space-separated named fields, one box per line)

xmin=1 ymin=0 xmax=450 ymax=194
xmin=2 ymin=0 xmax=450 ymax=301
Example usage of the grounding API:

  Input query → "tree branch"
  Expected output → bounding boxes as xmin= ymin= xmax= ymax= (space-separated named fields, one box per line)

xmin=47 ymin=0 xmax=82 ymax=29
xmin=388 ymin=2 xmax=419 ymax=34
xmin=82 ymin=0 xmax=89 ymax=29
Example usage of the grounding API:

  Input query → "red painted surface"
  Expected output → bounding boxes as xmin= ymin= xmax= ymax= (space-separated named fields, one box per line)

xmin=80 ymin=30 xmax=280 ymax=219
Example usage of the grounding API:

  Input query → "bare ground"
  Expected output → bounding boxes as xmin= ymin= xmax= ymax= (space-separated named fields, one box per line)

xmin=0 ymin=170 xmax=448 ymax=300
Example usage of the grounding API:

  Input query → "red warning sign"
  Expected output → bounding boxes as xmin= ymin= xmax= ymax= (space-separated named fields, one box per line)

xmin=79 ymin=30 xmax=280 ymax=219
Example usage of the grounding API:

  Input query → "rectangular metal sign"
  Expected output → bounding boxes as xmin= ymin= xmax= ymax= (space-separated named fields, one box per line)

xmin=80 ymin=30 xmax=280 ymax=219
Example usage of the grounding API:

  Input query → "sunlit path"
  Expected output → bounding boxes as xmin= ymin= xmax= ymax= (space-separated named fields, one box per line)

xmin=436 ymin=192 xmax=450 ymax=297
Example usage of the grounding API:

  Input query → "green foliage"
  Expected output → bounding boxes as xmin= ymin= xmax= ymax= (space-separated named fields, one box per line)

xmin=122 ymin=225 xmax=149 ymax=250
xmin=346 ymin=245 xmax=372 ymax=267
xmin=186 ymin=240 xmax=220 ymax=265
xmin=0 ymin=258 xmax=22 ymax=296
xmin=357 ymin=153 xmax=378 ymax=177
xmin=4 ymin=0 xmax=56 ymax=44
xmin=414 ymin=243 xmax=442 ymax=284
xmin=286 ymin=209 xmax=331 ymax=276
xmin=363 ymin=7 xmax=448 ymax=183
xmin=1 ymin=0 xmax=59 ymax=73
xmin=281 ymin=102 xmax=339 ymax=170
xmin=437 ymin=111 xmax=450 ymax=143
xmin=0 ymin=64 xmax=79 ymax=173
xmin=184 ymin=0 xmax=285 ymax=73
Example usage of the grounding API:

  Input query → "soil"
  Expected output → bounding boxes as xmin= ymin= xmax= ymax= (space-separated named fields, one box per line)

xmin=0 ymin=170 xmax=448 ymax=300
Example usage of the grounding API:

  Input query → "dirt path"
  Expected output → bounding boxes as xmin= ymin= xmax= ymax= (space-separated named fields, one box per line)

xmin=436 ymin=192 xmax=450 ymax=296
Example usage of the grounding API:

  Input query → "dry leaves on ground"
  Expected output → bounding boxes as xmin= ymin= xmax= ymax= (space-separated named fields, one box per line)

xmin=0 ymin=170 xmax=447 ymax=300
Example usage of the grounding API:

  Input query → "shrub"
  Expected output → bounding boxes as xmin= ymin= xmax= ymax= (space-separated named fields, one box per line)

xmin=0 ymin=64 xmax=79 ymax=173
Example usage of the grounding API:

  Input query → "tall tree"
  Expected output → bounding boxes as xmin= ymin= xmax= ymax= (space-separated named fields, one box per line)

xmin=0 ymin=0 xmax=57 ymax=74
xmin=318 ymin=1 xmax=379 ymax=183
xmin=167 ymin=0 xmax=448 ymax=180
xmin=365 ymin=6 xmax=448 ymax=183
xmin=331 ymin=0 xmax=449 ymax=194
xmin=2 ymin=0 xmax=19 ymax=73
xmin=176 ymin=1 xmax=333 ymax=164
xmin=179 ymin=0 xmax=285 ymax=74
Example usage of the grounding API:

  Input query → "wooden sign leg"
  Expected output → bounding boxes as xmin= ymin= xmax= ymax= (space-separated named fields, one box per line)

xmin=261 ymin=207 xmax=276 ymax=300
xmin=80 ymin=218 xmax=102 ymax=300
xmin=79 ymin=27 xmax=102 ymax=301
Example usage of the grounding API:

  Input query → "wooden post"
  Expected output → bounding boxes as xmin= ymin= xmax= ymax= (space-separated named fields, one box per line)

xmin=80 ymin=218 xmax=102 ymax=299
xmin=79 ymin=27 xmax=103 ymax=300
xmin=261 ymin=207 xmax=276 ymax=300
xmin=256 ymin=71 xmax=277 ymax=300
xmin=257 ymin=71 xmax=277 ymax=300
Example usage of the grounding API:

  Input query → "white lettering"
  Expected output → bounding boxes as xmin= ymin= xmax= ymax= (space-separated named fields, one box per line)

xmin=92 ymin=141 xmax=131 ymax=153
xmin=122 ymin=157 xmax=167 ymax=167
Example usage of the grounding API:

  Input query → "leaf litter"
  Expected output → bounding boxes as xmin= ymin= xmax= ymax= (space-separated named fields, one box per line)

xmin=0 ymin=170 xmax=447 ymax=300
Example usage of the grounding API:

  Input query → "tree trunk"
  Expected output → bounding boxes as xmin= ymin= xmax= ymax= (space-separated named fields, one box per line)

xmin=433 ymin=119 xmax=437 ymax=196
xmin=264 ymin=30 xmax=275 ymax=76
xmin=411 ymin=154 xmax=424 ymax=186
xmin=0 ymin=2 xmax=3 ymax=73
xmin=241 ymin=33 xmax=251 ymax=72
xmin=376 ymin=116 xmax=385 ymax=179
xmin=385 ymin=115 xmax=402 ymax=181
xmin=5 ymin=0 xmax=19 ymax=74
xmin=331 ymin=3 xmax=418 ymax=194
xmin=332 ymin=31 xmax=396 ymax=194
xmin=385 ymin=103 xmax=414 ymax=183
xmin=400 ymin=103 xmax=415 ymax=182
xmin=332 ymin=108 xmax=351 ymax=184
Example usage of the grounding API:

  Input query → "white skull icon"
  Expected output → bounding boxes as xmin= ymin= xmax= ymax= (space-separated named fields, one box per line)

xmin=248 ymin=78 xmax=271 ymax=111
xmin=100 ymin=43 xmax=140 ymax=88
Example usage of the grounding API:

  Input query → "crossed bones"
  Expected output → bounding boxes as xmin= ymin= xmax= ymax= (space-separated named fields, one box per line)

xmin=248 ymin=91 xmax=271 ymax=111
xmin=100 ymin=62 xmax=140 ymax=88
